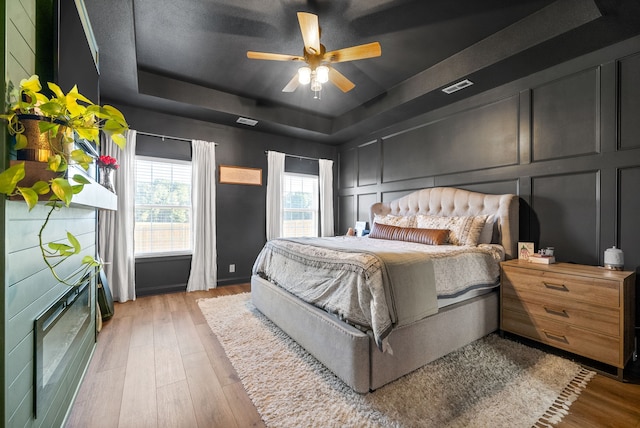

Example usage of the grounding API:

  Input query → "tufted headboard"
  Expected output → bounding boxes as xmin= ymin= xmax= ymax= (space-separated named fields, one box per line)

xmin=370 ymin=187 xmax=519 ymax=259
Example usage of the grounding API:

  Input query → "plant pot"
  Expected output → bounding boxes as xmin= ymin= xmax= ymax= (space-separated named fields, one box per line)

xmin=16 ymin=114 xmax=70 ymax=162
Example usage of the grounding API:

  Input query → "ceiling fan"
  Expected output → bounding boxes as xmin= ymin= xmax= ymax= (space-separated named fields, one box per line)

xmin=247 ymin=12 xmax=381 ymax=97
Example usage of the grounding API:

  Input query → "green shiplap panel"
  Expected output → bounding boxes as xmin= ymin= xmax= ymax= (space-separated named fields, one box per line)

xmin=9 ymin=0 xmax=36 ymax=26
xmin=6 ymin=247 xmax=95 ymax=353
xmin=6 ymin=358 xmax=32 ymax=423
xmin=6 ymin=232 xmax=95 ymax=286
xmin=6 ymin=23 xmax=35 ymax=81
xmin=6 ymin=334 xmax=32 ymax=391
xmin=7 ymin=284 xmax=95 ymax=428
xmin=6 ymin=217 xmax=96 ymax=254
xmin=7 ymin=202 xmax=98 ymax=222
xmin=7 ymin=246 xmax=95 ymax=319
xmin=6 ymin=53 xmax=30 ymax=89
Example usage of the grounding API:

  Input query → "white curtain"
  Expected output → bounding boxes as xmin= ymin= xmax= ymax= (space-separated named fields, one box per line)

xmin=266 ymin=151 xmax=285 ymax=241
xmin=98 ymin=129 xmax=137 ymax=302
xmin=318 ymin=159 xmax=334 ymax=237
xmin=186 ymin=140 xmax=217 ymax=292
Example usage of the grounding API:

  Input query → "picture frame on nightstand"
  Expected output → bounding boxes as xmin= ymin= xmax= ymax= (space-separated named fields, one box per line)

xmin=517 ymin=242 xmax=534 ymax=260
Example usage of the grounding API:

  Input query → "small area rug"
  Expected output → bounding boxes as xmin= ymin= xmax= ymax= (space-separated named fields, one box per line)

xmin=198 ymin=293 xmax=594 ymax=427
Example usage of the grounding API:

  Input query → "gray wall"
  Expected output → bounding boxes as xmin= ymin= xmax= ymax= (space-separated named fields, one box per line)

xmin=338 ymin=35 xmax=640 ymax=333
xmin=112 ymin=104 xmax=337 ymax=295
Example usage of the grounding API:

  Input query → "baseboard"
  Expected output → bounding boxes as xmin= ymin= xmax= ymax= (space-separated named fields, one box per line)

xmin=136 ymin=283 xmax=186 ymax=296
xmin=216 ymin=277 xmax=251 ymax=287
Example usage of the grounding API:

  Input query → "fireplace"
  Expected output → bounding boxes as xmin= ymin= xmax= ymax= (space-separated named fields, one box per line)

xmin=34 ymin=277 xmax=92 ymax=418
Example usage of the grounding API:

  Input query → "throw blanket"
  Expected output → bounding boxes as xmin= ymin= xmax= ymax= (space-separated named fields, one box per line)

xmin=253 ymin=237 xmax=442 ymax=350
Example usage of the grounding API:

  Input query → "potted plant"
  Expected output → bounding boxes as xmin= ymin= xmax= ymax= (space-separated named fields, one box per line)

xmin=0 ymin=75 xmax=129 ymax=286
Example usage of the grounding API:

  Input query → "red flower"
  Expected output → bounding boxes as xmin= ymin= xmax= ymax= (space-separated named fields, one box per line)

xmin=98 ymin=155 xmax=119 ymax=169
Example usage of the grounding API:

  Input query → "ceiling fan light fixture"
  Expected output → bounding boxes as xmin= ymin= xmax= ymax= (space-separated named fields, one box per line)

xmin=298 ymin=66 xmax=311 ymax=85
xmin=310 ymin=78 xmax=322 ymax=92
xmin=316 ymin=65 xmax=329 ymax=83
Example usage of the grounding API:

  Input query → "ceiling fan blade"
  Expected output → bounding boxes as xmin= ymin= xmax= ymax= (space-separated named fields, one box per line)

xmin=247 ymin=51 xmax=304 ymax=61
xmin=324 ymin=42 xmax=381 ymax=63
xmin=282 ymin=73 xmax=300 ymax=92
xmin=297 ymin=12 xmax=321 ymax=55
xmin=329 ymin=68 xmax=355 ymax=92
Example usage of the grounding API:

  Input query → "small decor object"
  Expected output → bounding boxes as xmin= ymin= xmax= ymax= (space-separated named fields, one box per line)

xmin=97 ymin=155 xmax=119 ymax=193
xmin=355 ymin=221 xmax=368 ymax=237
xmin=604 ymin=246 xmax=624 ymax=270
xmin=346 ymin=227 xmax=356 ymax=236
xmin=528 ymin=254 xmax=556 ymax=264
xmin=518 ymin=242 xmax=534 ymax=260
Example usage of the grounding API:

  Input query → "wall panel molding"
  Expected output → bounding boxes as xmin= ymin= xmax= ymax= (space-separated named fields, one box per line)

xmin=531 ymin=67 xmax=600 ymax=161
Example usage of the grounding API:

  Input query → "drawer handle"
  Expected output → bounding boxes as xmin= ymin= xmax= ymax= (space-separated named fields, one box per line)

xmin=543 ymin=281 xmax=568 ymax=292
xmin=543 ymin=306 xmax=569 ymax=318
xmin=543 ymin=330 xmax=569 ymax=344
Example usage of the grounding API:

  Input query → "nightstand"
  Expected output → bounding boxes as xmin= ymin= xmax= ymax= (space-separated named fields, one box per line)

xmin=500 ymin=259 xmax=636 ymax=379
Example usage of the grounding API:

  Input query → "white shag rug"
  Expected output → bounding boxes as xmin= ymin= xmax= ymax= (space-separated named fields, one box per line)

xmin=198 ymin=293 xmax=594 ymax=428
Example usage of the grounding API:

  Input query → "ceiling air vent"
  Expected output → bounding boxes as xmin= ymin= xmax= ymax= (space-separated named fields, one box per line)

xmin=442 ymin=79 xmax=474 ymax=94
xmin=236 ymin=117 xmax=258 ymax=126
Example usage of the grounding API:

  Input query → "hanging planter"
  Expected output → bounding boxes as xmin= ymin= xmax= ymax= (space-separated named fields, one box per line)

xmin=16 ymin=114 xmax=70 ymax=162
xmin=0 ymin=75 xmax=129 ymax=287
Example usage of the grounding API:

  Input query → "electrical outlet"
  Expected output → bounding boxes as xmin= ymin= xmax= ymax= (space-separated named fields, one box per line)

xmin=229 ymin=264 xmax=236 ymax=273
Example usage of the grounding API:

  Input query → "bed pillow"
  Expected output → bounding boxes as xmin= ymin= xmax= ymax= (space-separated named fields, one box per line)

xmin=416 ymin=214 xmax=487 ymax=246
xmin=478 ymin=214 xmax=496 ymax=244
xmin=369 ymin=222 xmax=449 ymax=245
xmin=373 ymin=213 xmax=416 ymax=228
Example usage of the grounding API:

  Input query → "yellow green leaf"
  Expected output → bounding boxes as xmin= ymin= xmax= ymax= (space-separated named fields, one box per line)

xmin=75 ymin=127 xmax=99 ymax=143
xmin=82 ymin=255 xmax=101 ymax=267
xmin=70 ymin=150 xmax=93 ymax=170
xmin=48 ymin=154 xmax=63 ymax=172
xmin=15 ymin=133 xmax=28 ymax=150
xmin=71 ymin=174 xmax=91 ymax=185
xmin=47 ymin=81 xmax=65 ymax=99
xmin=17 ymin=187 xmax=39 ymax=210
xmin=0 ymin=162 xmax=26 ymax=194
xmin=50 ymin=177 xmax=73 ymax=206
xmin=20 ymin=75 xmax=42 ymax=93
xmin=111 ymin=133 xmax=127 ymax=150
xmin=67 ymin=232 xmax=82 ymax=254
xmin=32 ymin=181 xmax=51 ymax=195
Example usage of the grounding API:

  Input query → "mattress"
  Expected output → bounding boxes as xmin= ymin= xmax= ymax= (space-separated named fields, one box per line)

xmin=252 ymin=236 xmax=503 ymax=348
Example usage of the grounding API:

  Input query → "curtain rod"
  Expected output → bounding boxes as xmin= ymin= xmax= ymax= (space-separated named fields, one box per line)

xmin=264 ymin=151 xmax=320 ymax=161
xmin=137 ymin=130 xmax=218 ymax=145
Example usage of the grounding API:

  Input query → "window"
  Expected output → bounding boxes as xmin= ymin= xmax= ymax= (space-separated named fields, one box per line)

xmin=135 ymin=157 xmax=192 ymax=256
xmin=282 ymin=173 xmax=318 ymax=238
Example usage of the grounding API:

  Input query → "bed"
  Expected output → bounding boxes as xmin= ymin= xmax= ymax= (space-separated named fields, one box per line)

xmin=251 ymin=187 xmax=519 ymax=393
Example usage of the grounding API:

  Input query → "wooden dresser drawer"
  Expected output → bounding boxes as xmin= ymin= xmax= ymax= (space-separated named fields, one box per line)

xmin=502 ymin=266 xmax=620 ymax=308
xmin=502 ymin=308 xmax=621 ymax=367
xmin=501 ymin=291 xmax=620 ymax=337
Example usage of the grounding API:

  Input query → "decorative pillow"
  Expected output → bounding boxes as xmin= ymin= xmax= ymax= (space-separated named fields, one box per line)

xmin=369 ymin=223 xmax=449 ymax=245
xmin=416 ymin=214 xmax=488 ymax=246
xmin=373 ymin=213 xmax=416 ymax=228
xmin=478 ymin=214 xmax=496 ymax=244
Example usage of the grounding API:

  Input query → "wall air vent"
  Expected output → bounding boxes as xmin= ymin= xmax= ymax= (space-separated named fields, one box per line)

xmin=442 ymin=79 xmax=474 ymax=94
xmin=236 ymin=117 xmax=258 ymax=126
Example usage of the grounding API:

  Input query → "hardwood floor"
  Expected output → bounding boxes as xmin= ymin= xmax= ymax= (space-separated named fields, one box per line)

xmin=66 ymin=285 xmax=640 ymax=427
xmin=65 ymin=284 xmax=265 ymax=428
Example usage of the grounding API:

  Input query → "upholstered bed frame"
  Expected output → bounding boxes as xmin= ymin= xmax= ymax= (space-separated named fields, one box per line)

xmin=251 ymin=187 xmax=519 ymax=393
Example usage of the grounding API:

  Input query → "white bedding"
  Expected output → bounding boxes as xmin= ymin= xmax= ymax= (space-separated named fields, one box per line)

xmin=252 ymin=236 xmax=504 ymax=349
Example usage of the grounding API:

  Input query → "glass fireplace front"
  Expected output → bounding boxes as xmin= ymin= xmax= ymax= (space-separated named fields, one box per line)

xmin=34 ymin=278 xmax=92 ymax=418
